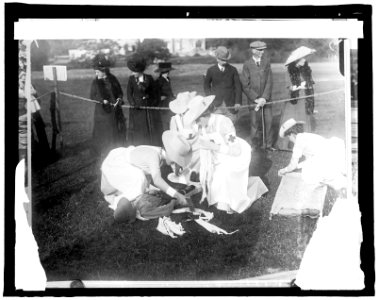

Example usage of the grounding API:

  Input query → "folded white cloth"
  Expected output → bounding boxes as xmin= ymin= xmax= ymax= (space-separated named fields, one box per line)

xmin=194 ymin=218 xmax=239 ymax=235
xmin=156 ymin=216 xmax=186 ymax=238
xmin=158 ymin=208 xmax=237 ymax=237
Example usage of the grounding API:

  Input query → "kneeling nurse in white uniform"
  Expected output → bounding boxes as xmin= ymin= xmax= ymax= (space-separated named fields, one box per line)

xmin=278 ymin=118 xmax=347 ymax=191
xmin=182 ymin=95 xmax=267 ymax=214
xmin=100 ymin=130 xmax=193 ymax=223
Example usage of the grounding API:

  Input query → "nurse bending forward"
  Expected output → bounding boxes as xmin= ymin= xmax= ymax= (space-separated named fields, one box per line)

xmin=101 ymin=130 xmax=193 ymax=223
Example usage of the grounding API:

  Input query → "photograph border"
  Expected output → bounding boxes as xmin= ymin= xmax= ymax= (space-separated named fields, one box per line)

xmin=3 ymin=3 xmax=374 ymax=297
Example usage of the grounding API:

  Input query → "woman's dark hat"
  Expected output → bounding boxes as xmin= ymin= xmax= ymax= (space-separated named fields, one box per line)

xmin=126 ymin=54 xmax=147 ymax=73
xmin=92 ymin=54 xmax=111 ymax=71
xmin=155 ymin=62 xmax=175 ymax=73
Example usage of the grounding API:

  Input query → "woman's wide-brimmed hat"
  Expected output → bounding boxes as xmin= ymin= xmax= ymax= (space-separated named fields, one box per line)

xmin=182 ymin=95 xmax=216 ymax=127
xmin=284 ymin=46 xmax=316 ymax=66
xmin=162 ymin=130 xmax=192 ymax=168
xmin=155 ymin=62 xmax=176 ymax=73
xmin=169 ymin=91 xmax=197 ymax=115
xmin=214 ymin=46 xmax=231 ymax=61
xmin=92 ymin=53 xmax=111 ymax=71
xmin=279 ymin=118 xmax=306 ymax=138
xmin=127 ymin=54 xmax=147 ymax=73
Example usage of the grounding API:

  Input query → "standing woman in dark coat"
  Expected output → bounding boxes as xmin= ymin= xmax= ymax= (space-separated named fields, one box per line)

xmin=90 ymin=54 xmax=126 ymax=157
xmin=276 ymin=46 xmax=317 ymax=151
xmin=126 ymin=54 xmax=162 ymax=146
xmin=155 ymin=62 xmax=176 ymax=132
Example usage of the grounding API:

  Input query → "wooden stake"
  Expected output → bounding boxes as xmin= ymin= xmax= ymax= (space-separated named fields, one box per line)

xmin=53 ymin=67 xmax=63 ymax=149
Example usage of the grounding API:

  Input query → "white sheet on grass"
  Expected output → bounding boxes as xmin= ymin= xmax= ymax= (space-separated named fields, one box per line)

xmin=270 ymin=172 xmax=327 ymax=218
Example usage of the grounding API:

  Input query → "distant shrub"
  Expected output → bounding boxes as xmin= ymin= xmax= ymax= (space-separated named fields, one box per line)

xmin=135 ymin=39 xmax=171 ymax=65
xmin=170 ymin=55 xmax=216 ymax=65
xmin=31 ymin=40 xmax=51 ymax=71
xmin=67 ymin=52 xmax=117 ymax=70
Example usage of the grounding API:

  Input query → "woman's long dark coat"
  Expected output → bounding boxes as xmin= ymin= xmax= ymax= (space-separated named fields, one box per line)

xmin=155 ymin=75 xmax=175 ymax=132
xmin=90 ymin=73 xmax=126 ymax=157
xmin=127 ymin=74 xmax=162 ymax=146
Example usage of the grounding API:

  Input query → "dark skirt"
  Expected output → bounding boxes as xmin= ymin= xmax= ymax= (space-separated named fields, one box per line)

xmin=92 ymin=105 xmax=126 ymax=156
xmin=128 ymin=107 xmax=163 ymax=147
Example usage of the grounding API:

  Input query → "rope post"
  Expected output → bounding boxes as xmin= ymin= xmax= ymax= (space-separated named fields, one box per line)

xmin=261 ymin=106 xmax=266 ymax=149
xmin=145 ymin=102 xmax=153 ymax=145
xmin=53 ymin=67 xmax=63 ymax=149
xmin=50 ymin=91 xmax=58 ymax=153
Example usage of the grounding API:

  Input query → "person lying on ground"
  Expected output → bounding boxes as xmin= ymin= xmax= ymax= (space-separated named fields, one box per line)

xmin=100 ymin=130 xmax=194 ymax=223
xmin=277 ymin=118 xmax=347 ymax=192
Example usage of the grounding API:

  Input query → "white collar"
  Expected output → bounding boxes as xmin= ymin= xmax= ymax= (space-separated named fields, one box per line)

xmin=218 ymin=64 xmax=226 ymax=71
xmin=252 ymin=56 xmax=261 ymax=63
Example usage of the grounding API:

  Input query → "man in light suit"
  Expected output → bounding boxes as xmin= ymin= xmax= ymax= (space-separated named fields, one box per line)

xmin=241 ymin=41 xmax=276 ymax=151
xmin=203 ymin=46 xmax=242 ymax=123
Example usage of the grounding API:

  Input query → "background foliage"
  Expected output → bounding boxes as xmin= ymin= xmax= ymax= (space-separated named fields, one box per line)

xmin=31 ymin=38 xmax=335 ymax=71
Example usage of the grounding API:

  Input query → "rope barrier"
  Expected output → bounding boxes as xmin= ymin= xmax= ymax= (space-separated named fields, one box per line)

xmin=59 ymin=88 xmax=344 ymax=111
xmin=35 ymin=90 xmax=55 ymax=100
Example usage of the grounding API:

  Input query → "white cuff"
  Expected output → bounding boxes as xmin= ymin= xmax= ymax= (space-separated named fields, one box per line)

xmin=166 ymin=187 xmax=177 ymax=198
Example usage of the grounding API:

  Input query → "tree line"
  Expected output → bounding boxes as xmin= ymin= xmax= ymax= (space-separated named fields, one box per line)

xmin=30 ymin=38 xmax=335 ymax=71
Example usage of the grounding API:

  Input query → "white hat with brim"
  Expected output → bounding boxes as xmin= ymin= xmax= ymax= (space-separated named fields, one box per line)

xmin=279 ymin=118 xmax=306 ymax=138
xmin=162 ymin=130 xmax=192 ymax=168
xmin=182 ymin=95 xmax=216 ymax=127
xmin=169 ymin=91 xmax=197 ymax=114
xmin=284 ymin=46 xmax=316 ymax=66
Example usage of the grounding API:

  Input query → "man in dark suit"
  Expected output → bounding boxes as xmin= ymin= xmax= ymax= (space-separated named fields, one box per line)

xmin=241 ymin=41 xmax=276 ymax=151
xmin=203 ymin=46 xmax=242 ymax=123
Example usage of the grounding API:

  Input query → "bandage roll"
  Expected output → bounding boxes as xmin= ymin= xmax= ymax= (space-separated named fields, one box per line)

xmin=166 ymin=187 xmax=177 ymax=198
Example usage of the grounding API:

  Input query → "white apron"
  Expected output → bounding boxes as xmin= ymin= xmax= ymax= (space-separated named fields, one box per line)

xmin=172 ymin=115 xmax=201 ymax=181
xmin=101 ymin=147 xmax=148 ymax=210
xmin=301 ymin=137 xmax=347 ymax=190
xmin=199 ymin=115 xmax=265 ymax=213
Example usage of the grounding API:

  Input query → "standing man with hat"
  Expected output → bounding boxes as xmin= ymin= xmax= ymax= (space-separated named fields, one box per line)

xmin=155 ymin=62 xmax=176 ymax=132
xmin=241 ymin=41 xmax=276 ymax=151
xmin=203 ymin=46 xmax=242 ymax=123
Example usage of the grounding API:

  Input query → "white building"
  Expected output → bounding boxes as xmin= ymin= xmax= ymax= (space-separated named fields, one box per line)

xmin=165 ymin=39 xmax=207 ymax=57
xmin=68 ymin=49 xmax=88 ymax=60
xmin=115 ymin=38 xmax=208 ymax=57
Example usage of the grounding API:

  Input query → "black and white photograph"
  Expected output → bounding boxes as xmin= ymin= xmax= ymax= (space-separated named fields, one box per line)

xmin=3 ymin=2 xmax=374 ymax=296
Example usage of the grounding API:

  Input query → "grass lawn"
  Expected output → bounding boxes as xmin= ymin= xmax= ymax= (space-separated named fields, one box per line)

xmin=31 ymin=60 xmax=346 ymax=282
